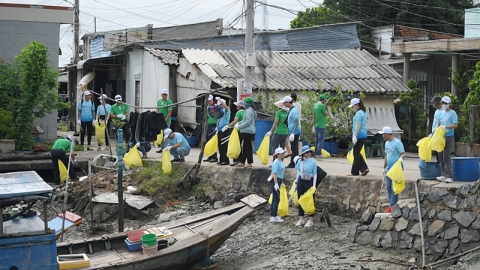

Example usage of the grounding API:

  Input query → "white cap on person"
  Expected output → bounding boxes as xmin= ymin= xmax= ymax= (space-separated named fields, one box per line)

xmin=442 ymin=96 xmax=451 ymax=103
xmin=282 ymin=96 xmax=293 ymax=103
xmin=349 ymin=98 xmax=360 ymax=107
xmin=84 ymin=90 xmax=91 ymax=96
xmin=378 ymin=126 xmax=393 ymax=134
xmin=274 ymin=147 xmax=286 ymax=155
xmin=161 ymin=89 xmax=168 ymax=95
xmin=115 ymin=95 xmax=122 ymax=101
xmin=164 ymin=128 xmax=172 ymax=138
xmin=208 ymin=94 xmax=213 ymax=101
xmin=293 ymin=156 xmax=300 ymax=164
xmin=65 ymin=135 xmax=73 ymax=141
xmin=98 ymin=94 xmax=107 ymax=100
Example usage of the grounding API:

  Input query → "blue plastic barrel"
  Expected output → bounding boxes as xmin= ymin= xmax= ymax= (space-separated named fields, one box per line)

xmin=324 ymin=141 xmax=339 ymax=154
xmin=452 ymin=157 xmax=480 ymax=182
xmin=254 ymin=119 xmax=273 ymax=154
xmin=418 ymin=160 xmax=441 ymax=180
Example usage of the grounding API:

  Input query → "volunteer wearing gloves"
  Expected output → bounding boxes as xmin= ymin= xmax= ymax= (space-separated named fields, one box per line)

xmin=295 ymin=145 xmax=317 ymax=228
xmin=225 ymin=100 xmax=246 ymax=166
xmin=266 ymin=98 xmax=289 ymax=162
xmin=108 ymin=95 xmax=130 ymax=143
xmin=164 ymin=128 xmax=191 ymax=162
xmin=232 ymin=97 xmax=257 ymax=168
xmin=270 ymin=147 xmax=286 ymax=223
xmin=77 ymin=90 xmax=95 ymax=150
xmin=430 ymin=96 xmax=444 ymax=136
xmin=348 ymin=98 xmax=369 ymax=176
xmin=202 ymin=95 xmax=219 ymax=162
xmin=216 ymin=98 xmax=231 ymax=165
xmin=96 ymin=94 xmax=111 ymax=151
xmin=51 ymin=135 xmax=77 ymax=184
xmin=313 ymin=94 xmax=329 ymax=158
xmin=283 ymin=96 xmax=301 ymax=168
xmin=436 ymin=96 xmax=458 ymax=183
xmin=380 ymin=126 xmax=405 ymax=213
xmin=157 ymin=89 xmax=174 ymax=127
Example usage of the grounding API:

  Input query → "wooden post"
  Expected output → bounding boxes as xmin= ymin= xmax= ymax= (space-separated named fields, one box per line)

xmin=190 ymin=94 xmax=210 ymax=187
xmin=470 ymin=105 xmax=480 ymax=143
xmin=117 ymin=129 xmax=124 ymax=232
xmin=88 ymin=160 xmax=94 ymax=225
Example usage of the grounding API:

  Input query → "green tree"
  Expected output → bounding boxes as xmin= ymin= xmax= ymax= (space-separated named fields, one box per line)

xmin=0 ymin=41 xmax=68 ymax=150
xmin=290 ymin=6 xmax=346 ymax=29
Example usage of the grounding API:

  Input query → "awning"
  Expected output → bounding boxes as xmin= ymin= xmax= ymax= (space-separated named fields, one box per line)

xmin=77 ymin=55 xmax=123 ymax=70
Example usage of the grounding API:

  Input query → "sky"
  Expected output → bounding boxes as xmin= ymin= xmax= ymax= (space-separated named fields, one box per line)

xmin=2 ymin=0 xmax=320 ymax=67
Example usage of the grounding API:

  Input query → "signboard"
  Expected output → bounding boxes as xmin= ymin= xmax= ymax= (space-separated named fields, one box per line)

xmin=243 ymin=81 xmax=252 ymax=94
xmin=240 ymin=94 xmax=250 ymax=100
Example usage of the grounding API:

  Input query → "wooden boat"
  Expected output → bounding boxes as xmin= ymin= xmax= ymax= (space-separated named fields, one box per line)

xmin=56 ymin=194 xmax=266 ymax=270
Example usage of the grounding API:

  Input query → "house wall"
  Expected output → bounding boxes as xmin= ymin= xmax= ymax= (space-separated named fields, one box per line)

xmin=126 ymin=49 xmax=170 ymax=113
xmin=465 ymin=8 xmax=480 ymax=38
xmin=372 ymin=25 xmax=393 ymax=58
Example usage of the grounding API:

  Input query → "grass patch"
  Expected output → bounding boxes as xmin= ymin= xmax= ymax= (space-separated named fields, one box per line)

xmin=57 ymin=121 xmax=68 ymax=132
xmin=190 ymin=181 xmax=214 ymax=198
xmin=132 ymin=162 xmax=184 ymax=202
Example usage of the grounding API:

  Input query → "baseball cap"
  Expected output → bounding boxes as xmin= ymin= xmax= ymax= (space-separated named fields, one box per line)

xmin=161 ymin=89 xmax=168 ymax=95
xmin=245 ymin=97 xmax=253 ymax=104
xmin=274 ymin=147 xmax=286 ymax=155
xmin=208 ymin=94 xmax=213 ymax=101
xmin=65 ymin=135 xmax=73 ymax=141
xmin=282 ymin=96 xmax=293 ymax=103
xmin=378 ymin=126 xmax=393 ymax=134
xmin=430 ymin=96 xmax=442 ymax=103
xmin=349 ymin=98 xmax=360 ymax=107
xmin=319 ymin=94 xmax=327 ymax=100
xmin=441 ymin=96 xmax=452 ymax=103
xmin=164 ymin=128 xmax=172 ymax=138
xmin=234 ymin=100 xmax=245 ymax=107
xmin=84 ymin=90 xmax=91 ymax=96
xmin=98 ymin=94 xmax=107 ymax=100
xmin=115 ymin=95 xmax=122 ymax=101
xmin=294 ymin=156 xmax=300 ymax=164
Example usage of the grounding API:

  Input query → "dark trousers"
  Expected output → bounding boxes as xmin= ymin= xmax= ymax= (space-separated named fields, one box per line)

xmin=218 ymin=128 xmax=231 ymax=164
xmin=351 ymin=138 xmax=369 ymax=175
xmin=80 ymin=121 xmax=93 ymax=145
xmin=51 ymin=149 xmax=77 ymax=184
xmin=270 ymin=178 xmax=283 ymax=217
xmin=239 ymin=133 xmax=254 ymax=164
xmin=207 ymin=124 xmax=217 ymax=160
xmin=297 ymin=176 xmax=314 ymax=217
xmin=289 ymin=134 xmax=300 ymax=166
xmin=99 ymin=115 xmax=110 ymax=146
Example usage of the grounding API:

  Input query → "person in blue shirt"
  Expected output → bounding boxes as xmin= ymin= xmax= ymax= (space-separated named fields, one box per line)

xmin=269 ymin=147 xmax=286 ymax=223
xmin=283 ymin=96 xmax=301 ymax=168
xmin=430 ymin=96 xmax=444 ymax=135
xmin=294 ymin=145 xmax=317 ymax=228
xmin=164 ymin=128 xmax=191 ymax=162
xmin=216 ymin=98 xmax=231 ymax=166
xmin=436 ymin=96 xmax=458 ymax=183
xmin=348 ymin=98 xmax=369 ymax=176
xmin=95 ymin=94 xmax=111 ymax=151
xmin=380 ymin=126 xmax=405 ymax=213
xmin=77 ymin=90 xmax=95 ymax=150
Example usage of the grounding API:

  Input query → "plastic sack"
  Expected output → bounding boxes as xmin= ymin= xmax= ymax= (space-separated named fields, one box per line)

xmin=416 ymin=137 xmax=432 ymax=162
xmin=124 ymin=145 xmax=143 ymax=169
xmin=257 ymin=136 xmax=270 ymax=165
xmin=288 ymin=182 xmax=299 ymax=206
xmin=277 ymin=184 xmax=289 ymax=217
xmin=268 ymin=193 xmax=273 ymax=204
xmin=293 ymin=191 xmax=299 ymax=206
xmin=58 ymin=160 xmax=67 ymax=184
xmin=298 ymin=187 xmax=316 ymax=215
xmin=204 ymin=135 xmax=219 ymax=158
xmin=95 ymin=121 xmax=106 ymax=146
xmin=393 ymin=179 xmax=405 ymax=195
xmin=227 ymin=128 xmax=241 ymax=159
xmin=430 ymin=127 xmax=446 ymax=152
xmin=347 ymin=146 xmax=367 ymax=165
xmin=321 ymin=149 xmax=331 ymax=158
xmin=162 ymin=149 xmax=172 ymax=175
xmin=154 ymin=130 xmax=164 ymax=148
xmin=386 ymin=159 xmax=405 ymax=184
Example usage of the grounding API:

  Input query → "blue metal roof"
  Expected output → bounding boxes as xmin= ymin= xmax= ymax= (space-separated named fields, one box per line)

xmin=143 ymin=23 xmax=360 ymax=52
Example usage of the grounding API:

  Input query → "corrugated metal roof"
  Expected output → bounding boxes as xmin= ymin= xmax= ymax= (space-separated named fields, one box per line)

xmin=144 ymin=47 xmax=179 ymax=65
xmin=180 ymin=48 xmax=410 ymax=93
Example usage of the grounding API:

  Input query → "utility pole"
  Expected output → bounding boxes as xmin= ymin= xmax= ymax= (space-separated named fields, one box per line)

xmin=241 ymin=0 xmax=255 ymax=101
xmin=94 ymin=17 xmax=96 ymax=33
xmin=74 ymin=0 xmax=79 ymax=64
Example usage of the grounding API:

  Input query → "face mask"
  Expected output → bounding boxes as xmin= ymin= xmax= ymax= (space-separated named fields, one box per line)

xmin=442 ymin=104 xmax=449 ymax=110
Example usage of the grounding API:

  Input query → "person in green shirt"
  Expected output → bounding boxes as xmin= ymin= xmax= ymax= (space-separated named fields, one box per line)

xmin=157 ymin=89 xmax=174 ymax=127
xmin=265 ymin=99 xmax=290 ymax=162
xmin=107 ymin=95 xmax=130 ymax=142
xmin=312 ymin=94 xmax=329 ymax=158
xmin=225 ymin=100 xmax=246 ymax=166
xmin=50 ymin=135 xmax=77 ymax=184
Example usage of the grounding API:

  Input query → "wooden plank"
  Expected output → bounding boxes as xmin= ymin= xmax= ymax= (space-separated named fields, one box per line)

xmin=240 ymin=194 xmax=267 ymax=209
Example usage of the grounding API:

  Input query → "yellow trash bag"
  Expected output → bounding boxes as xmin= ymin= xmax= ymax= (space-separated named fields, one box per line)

xmin=95 ymin=121 xmax=106 ymax=146
xmin=154 ymin=130 xmax=164 ymax=148
xmin=321 ymin=149 xmax=331 ymax=158
xmin=268 ymin=193 xmax=273 ymax=204
xmin=58 ymin=160 xmax=67 ymax=184
xmin=416 ymin=137 xmax=432 ymax=162
xmin=227 ymin=128 xmax=241 ymax=159
xmin=162 ymin=149 xmax=172 ymax=175
xmin=124 ymin=145 xmax=143 ymax=169
xmin=257 ymin=136 xmax=270 ymax=165
xmin=204 ymin=135 xmax=219 ymax=158
xmin=288 ymin=182 xmax=299 ymax=206
xmin=278 ymin=184 xmax=289 ymax=217
xmin=393 ymin=179 xmax=405 ymax=195
xmin=347 ymin=146 xmax=367 ymax=165
xmin=298 ymin=187 xmax=316 ymax=215
xmin=430 ymin=127 xmax=446 ymax=152
xmin=386 ymin=159 xmax=405 ymax=184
